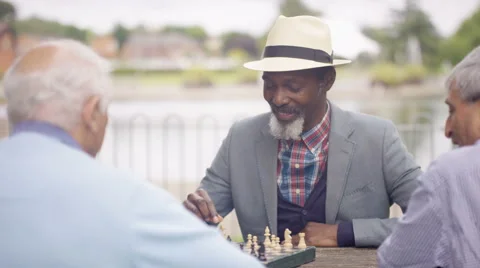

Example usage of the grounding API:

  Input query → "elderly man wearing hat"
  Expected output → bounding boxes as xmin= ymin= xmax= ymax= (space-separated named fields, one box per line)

xmin=184 ymin=15 xmax=422 ymax=248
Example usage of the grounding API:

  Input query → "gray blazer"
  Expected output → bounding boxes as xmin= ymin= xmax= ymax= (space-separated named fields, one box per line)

xmin=199 ymin=102 xmax=422 ymax=247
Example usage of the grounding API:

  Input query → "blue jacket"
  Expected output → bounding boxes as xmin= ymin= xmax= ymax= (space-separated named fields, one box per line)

xmin=0 ymin=121 xmax=262 ymax=268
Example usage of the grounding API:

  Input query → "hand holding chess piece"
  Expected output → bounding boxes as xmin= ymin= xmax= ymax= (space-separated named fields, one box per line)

xmin=184 ymin=189 xmax=223 ymax=224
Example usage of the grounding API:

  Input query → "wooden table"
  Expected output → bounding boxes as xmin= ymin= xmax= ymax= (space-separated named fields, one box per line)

xmin=301 ymin=248 xmax=377 ymax=267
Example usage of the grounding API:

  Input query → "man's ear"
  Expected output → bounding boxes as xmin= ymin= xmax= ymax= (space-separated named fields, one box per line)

xmin=319 ymin=68 xmax=336 ymax=92
xmin=81 ymin=96 xmax=102 ymax=133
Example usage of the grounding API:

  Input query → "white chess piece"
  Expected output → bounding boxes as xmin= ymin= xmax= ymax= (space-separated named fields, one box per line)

xmin=253 ymin=236 xmax=259 ymax=251
xmin=270 ymin=235 xmax=277 ymax=248
xmin=246 ymin=234 xmax=252 ymax=250
xmin=275 ymin=237 xmax=281 ymax=251
xmin=264 ymin=227 xmax=271 ymax=247
xmin=284 ymin=229 xmax=293 ymax=249
xmin=298 ymin=233 xmax=307 ymax=249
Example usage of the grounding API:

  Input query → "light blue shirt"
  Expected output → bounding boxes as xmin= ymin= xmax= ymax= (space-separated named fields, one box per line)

xmin=0 ymin=121 xmax=262 ymax=268
xmin=377 ymin=140 xmax=480 ymax=268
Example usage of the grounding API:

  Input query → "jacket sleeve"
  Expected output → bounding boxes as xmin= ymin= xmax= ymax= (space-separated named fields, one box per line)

xmin=197 ymin=123 xmax=237 ymax=218
xmin=352 ymin=121 xmax=422 ymax=247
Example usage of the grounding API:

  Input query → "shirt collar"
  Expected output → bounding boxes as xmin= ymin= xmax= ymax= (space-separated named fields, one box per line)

xmin=300 ymin=102 xmax=331 ymax=153
xmin=10 ymin=120 xmax=82 ymax=151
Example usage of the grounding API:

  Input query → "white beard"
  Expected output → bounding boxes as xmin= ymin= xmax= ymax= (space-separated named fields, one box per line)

xmin=268 ymin=113 xmax=305 ymax=141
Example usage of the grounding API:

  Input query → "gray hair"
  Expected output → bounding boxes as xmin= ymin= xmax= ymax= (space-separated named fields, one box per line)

xmin=445 ymin=46 xmax=480 ymax=102
xmin=2 ymin=39 xmax=113 ymax=129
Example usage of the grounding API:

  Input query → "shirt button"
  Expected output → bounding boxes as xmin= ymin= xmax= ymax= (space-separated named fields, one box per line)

xmin=302 ymin=210 xmax=308 ymax=216
xmin=295 ymin=189 xmax=300 ymax=194
xmin=295 ymin=163 xmax=300 ymax=168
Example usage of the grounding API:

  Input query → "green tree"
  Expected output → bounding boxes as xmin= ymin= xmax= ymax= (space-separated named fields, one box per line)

xmin=112 ymin=24 xmax=129 ymax=50
xmin=362 ymin=0 xmax=442 ymax=70
xmin=441 ymin=6 xmax=480 ymax=65
xmin=279 ymin=0 xmax=321 ymax=17
xmin=15 ymin=17 xmax=89 ymax=42
xmin=0 ymin=0 xmax=15 ymax=23
xmin=222 ymin=32 xmax=259 ymax=58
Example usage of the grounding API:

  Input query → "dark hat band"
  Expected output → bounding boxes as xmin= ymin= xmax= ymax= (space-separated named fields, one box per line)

xmin=263 ymin=45 xmax=333 ymax=63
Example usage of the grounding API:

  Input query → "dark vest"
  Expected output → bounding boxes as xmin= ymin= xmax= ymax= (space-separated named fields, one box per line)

xmin=277 ymin=168 xmax=327 ymax=241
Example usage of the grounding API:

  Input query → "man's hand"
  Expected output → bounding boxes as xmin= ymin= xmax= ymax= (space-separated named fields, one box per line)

xmin=183 ymin=189 xmax=223 ymax=224
xmin=292 ymin=222 xmax=338 ymax=247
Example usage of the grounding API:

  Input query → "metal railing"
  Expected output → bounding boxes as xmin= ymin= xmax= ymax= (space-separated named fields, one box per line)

xmin=0 ymin=110 xmax=451 ymax=238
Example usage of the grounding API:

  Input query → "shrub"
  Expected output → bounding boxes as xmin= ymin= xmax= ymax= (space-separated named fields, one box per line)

xmin=182 ymin=66 xmax=214 ymax=89
xmin=370 ymin=63 xmax=428 ymax=88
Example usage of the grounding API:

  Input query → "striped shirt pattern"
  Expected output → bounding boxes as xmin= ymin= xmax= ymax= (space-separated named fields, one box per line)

xmin=277 ymin=103 xmax=331 ymax=207
xmin=377 ymin=140 xmax=480 ymax=268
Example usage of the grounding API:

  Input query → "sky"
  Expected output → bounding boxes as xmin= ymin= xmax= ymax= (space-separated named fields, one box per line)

xmin=9 ymin=0 xmax=480 ymax=58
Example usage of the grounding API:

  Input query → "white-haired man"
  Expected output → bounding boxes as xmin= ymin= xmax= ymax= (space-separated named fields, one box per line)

xmin=377 ymin=46 xmax=480 ymax=267
xmin=0 ymin=40 xmax=263 ymax=268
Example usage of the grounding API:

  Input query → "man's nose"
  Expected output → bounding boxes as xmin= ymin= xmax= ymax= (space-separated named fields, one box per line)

xmin=272 ymin=89 xmax=289 ymax=107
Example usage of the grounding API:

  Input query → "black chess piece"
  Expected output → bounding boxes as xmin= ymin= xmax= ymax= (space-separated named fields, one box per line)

xmin=239 ymin=244 xmax=244 ymax=250
xmin=227 ymin=236 xmax=232 ymax=242
xmin=250 ymin=244 xmax=256 ymax=256
xmin=258 ymin=244 xmax=267 ymax=261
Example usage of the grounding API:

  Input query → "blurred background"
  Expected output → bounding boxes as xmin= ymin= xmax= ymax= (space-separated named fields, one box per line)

xmin=1 ymin=0 xmax=479 ymax=239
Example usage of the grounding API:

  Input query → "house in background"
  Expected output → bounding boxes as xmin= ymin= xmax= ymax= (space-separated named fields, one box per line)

xmin=121 ymin=32 xmax=204 ymax=60
xmin=91 ymin=35 xmax=118 ymax=59
xmin=0 ymin=23 xmax=16 ymax=74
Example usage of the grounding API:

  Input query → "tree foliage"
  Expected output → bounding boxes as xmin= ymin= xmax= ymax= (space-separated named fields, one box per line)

xmin=441 ymin=6 xmax=480 ymax=65
xmin=222 ymin=32 xmax=258 ymax=58
xmin=112 ymin=24 xmax=129 ymax=50
xmin=14 ymin=17 xmax=89 ymax=42
xmin=362 ymin=0 xmax=442 ymax=70
xmin=0 ymin=0 xmax=15 ymax=23
xmin=279 ymin=0 xmax=322 ymax=17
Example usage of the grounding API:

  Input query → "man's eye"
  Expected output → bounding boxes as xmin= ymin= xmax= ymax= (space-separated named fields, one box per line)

xmin=288 ymin=85 xmax=301 ymax=92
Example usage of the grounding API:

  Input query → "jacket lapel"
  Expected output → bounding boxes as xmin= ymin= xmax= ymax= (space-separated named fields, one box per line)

xmin=255 ymin=124 xmax=278 ymax=235
xmin=325 ymin=103 xmax=356 ymax=224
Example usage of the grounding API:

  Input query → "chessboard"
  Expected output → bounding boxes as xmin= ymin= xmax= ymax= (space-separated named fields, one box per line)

xmin=220 ymin=226 xmax=316 ymax=268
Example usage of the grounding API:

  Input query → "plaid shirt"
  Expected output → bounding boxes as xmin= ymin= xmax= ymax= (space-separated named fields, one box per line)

xmin=277 ymin=103 xmax=331 ymax=207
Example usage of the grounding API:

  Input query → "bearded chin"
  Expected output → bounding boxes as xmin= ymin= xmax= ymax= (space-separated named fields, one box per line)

xmin=268 ymin=114 xmax=305 ymax=140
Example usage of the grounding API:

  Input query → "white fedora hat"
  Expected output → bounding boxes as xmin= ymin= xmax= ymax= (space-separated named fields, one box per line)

xmin=244 ymin=15 xmax=351 ymax=72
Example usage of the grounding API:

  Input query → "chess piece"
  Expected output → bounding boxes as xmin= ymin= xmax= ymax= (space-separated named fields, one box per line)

xmin=257 ymin=244 xmax=267 ymax=262
xmin=275 ymin=237 xmax=281 ymax=251
xmin=298 ymin=233 xmax=307 ymax=249
xmin=250 ymin=245 xmax=256 ymax=256
xmin=226 ymin=235 xmax=232 ymax=242
xmin=270 ymin=235 xmax=276 ymax=248
xmin=252 ymin=235 xmax=260 ymax=252
xmin=284 ymin=229 xmax=293 ymax=249
xmin=264 ymin=226 xmax=271 ymax=247
xmin=246 ymin=234 xmax=252 ymax=250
